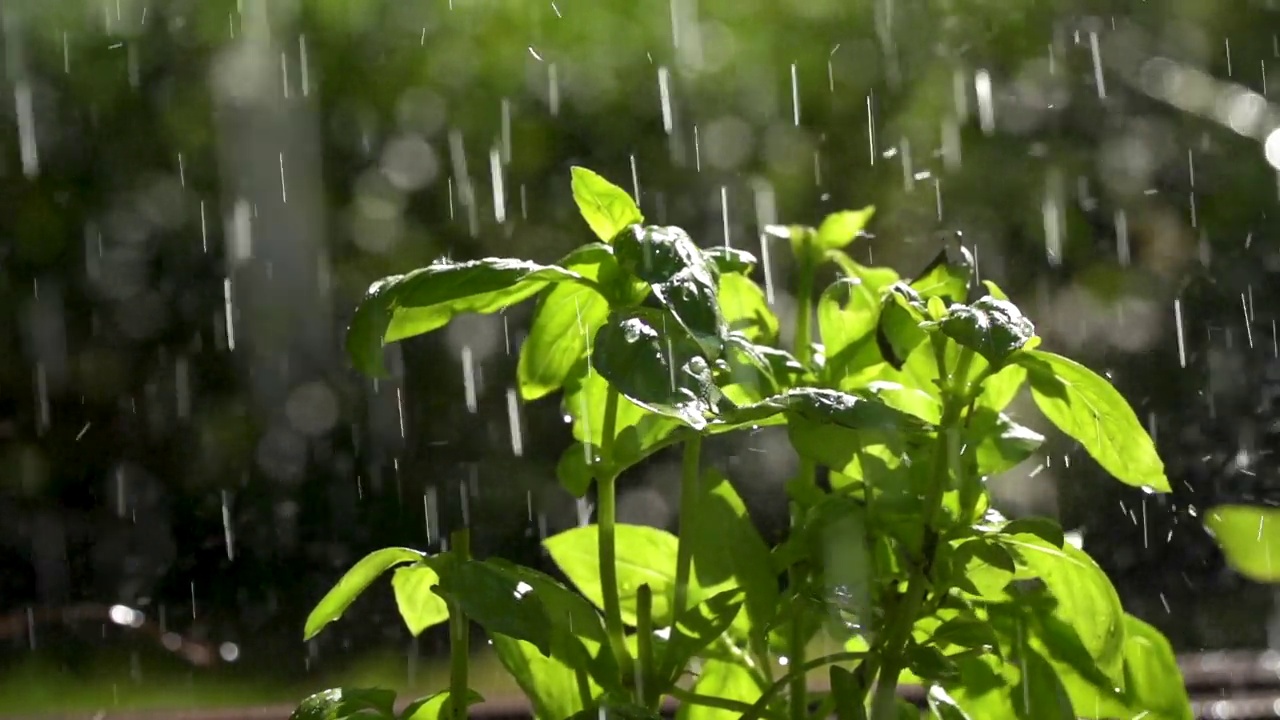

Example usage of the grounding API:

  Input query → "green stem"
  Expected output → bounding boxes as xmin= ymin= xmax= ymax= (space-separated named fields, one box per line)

xmin=669 ymin=686 xmax=758 ymax=715
xmin=868 ymin=348 xmax=974 ymax=720
xmin=663 ymin=435 xmax=702 ymax=682
xmin=448 ymin=529 xmax=472 ymax=720
xmin=740 ymin=651 xmax=868 ymax=720
xmin=574 ymin=666 xmax=593 ymax=712
xmin=637 ymin=583 xmax=655 ymax=709
xmin=596 ymin=386 xmax=632 ymax=681
xmin=789 ymin=233 xmax=819 ymax=720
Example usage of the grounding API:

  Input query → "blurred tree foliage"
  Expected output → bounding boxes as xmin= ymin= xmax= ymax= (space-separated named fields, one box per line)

xmin=2 ymin=0 xmax=1280 ymax=683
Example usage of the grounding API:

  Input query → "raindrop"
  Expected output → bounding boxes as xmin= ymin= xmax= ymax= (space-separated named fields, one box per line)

xmin=461 ymin=346 xmax=478 ymax=412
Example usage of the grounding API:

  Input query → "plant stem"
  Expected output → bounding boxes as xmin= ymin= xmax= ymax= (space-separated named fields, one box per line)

xmin=661 ymin=435 xmax=702 ymax=683
xmin=596 ymin=386 xmax=632 ymax=681
xmin=636 ymin=583 xmax=654 ymax=708
xmin=867 ymin=348 xmax=974 ymax=720
xmin=448 ymin=529 xmax=472 ymax=720
xmin=789 ymin=233 xmax=819 ymax=720
xmin=740 ymin=651 xmax=868 ymax=720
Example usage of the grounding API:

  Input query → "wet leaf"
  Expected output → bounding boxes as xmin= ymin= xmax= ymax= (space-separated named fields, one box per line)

xmin=1206 ymin=504 xmax=1280 ymax=582
xmin=304 ymin=547 xmax=425 ymax=641
xmin=939 ymin=297 xmax=1035 ymax=368
xmin=975 ymin=364 xmax=1027 ymax=413
xmin=291 ymin=688 xmax=397 ymax=720
xmin=719 ymin=334 xmax=804 ymax=403
xmin=571 ymin=166 xmax=643 ymax=242
xmin=400 ymin=690 xmax=484 ymax=720
xmin=615 ymin=225 xmax=726 ymax=354
xmin=429 ymin=558 xmax=555 ymax=655
xmin=390 ymin=564 xmax=449 ymax=636
xmin=1018 ymin=350 xmax=1171 ymax=492
xmin=562 ymin=359 xmax=681 ymax=452
xmin=1115 ymin=614 xmax=1193 ymax=720
xmin=518 ymin=244 xmax=619 ymax=401
xmin=348 ymin=258 xmax=585 ymax=377
xmin=704 ymin=246 xmax=758 ymax=275
xmin=593 ymin=308 xmax=721 ymax=429
xmin=815 ymin=207 xmax=875 ymax=251
xmin=930 ymin=617 xmax=1000 ymax=652
xmin=719 ymin=272 xmax=777 ymax=343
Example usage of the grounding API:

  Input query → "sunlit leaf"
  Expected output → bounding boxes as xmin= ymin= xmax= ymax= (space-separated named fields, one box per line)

xmin=815 ymin=207 xmax=875 ymax=251
xmin=1018 ymin=349 xmax=1170 ymax=492
xmin=570 ymin=166 xmax=643 ymax=242
xmin=927 ymin=685 xmax=973 ymax=720
xmin=676 ymin=658 xmax=762 ymax=720
xmin=875 ymin=283 xmax=930 ymax=371
xmin=1206 ymin=504 xmax=1280 ymax=582
xmin=400 ymin=690 xmax=485 ymax=720
xmin=391 ymin=564 xmax=449 ymax=636
xmin=493 ymin=635 xmax=595 ymax=720
xmin=819 ymin=265 xmax=898 ymax=365
xmin=348 ymin=259 xmax=585 ymax=377
xmin=806 ymin=496 xmax=873 ymax=637
xmin=704 ymin=246 xmax=758 ymax=275
xmin=910 ymin=246 xmax=972 ymax=304
xmin=518 ymin=244 xmax=618 ymax=401
xmin=545 ymin=524 xmax=683 ymax=626
xmin=562 ymin=360 xmax=680 ymax=453
xmin=719 ymin=272 xmax=778 ymax=344
xmin=966 ymin=408 xmax=1043 ymax=476
xmin=659 ymin=589 xmax=745 ymax=684
xmin=304 ymin=547 xmax=425 ymax=641
xmin=1013 ymin=646 xmax=1076 ymax=720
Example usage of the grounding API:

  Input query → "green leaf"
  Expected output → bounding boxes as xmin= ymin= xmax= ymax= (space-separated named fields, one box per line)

xmin=939 ymin=297 xmax=1036 ymax=368
xmin=910 ymin=246 xmax=972 ymax=304
xmin=572 ymin=695 xmax=664 ymax=720
xmin=688 ymin=470 xmax=779 ymax=639
xmin=545 ymin=524 xmax=681 ymax=626
xmin=659 ymin=589 xmax=746 ymax=683
xmin=907 ymin=642 xmax=962 ymax=682
xmin=615 ymin=225 xmax=726 ymax=354
xmin=400 ymin=690 xmax=484 ymax=720
xmin=1001 ymin=518 xmax=1065 ymax=550
xmin=1205 ymin=504 xmax=1280 ymax=582
xmin=677 ymin=659 xmax=763 ymax=720
xmin=927 ymin=685 xmax=973 ymax=720
xmin=556 ymin=443 xmax=595 ymax=498
xmin=562 ymin=360 xmax=680 ymax=452
xmin=815 ymin=207 xmax=875 ymax=251
xmin=975 ymin=364 xmax=1026 ymax=413
xmin=998 ymin=536 xmax=1126 ymax=680
xmin=1116 ymin=614 xmax=1193 ymax=720
xmin=518 ymin=244 xmax=617 ymax=401
xmin=593 ymin=308 xmax=721 ymax=430
xmin=704 ymin=246 xmax=758 ymax=275
xmin=875 ymin=284 xmax=930 ymax=370
xmin=807 ymin=496 xmax=874 ymax=638
xmin=830 ymin=666 xmax=869 ymax=720
xmin=966 ymin=408 xmax=1043 ymax=476
xmin=1018 ymin=349 xmax=1170 ymax=492
xmin=291 ymin=688 xmax=397 ymax=720
xmin=1014 ymin=647 xmax=1076 ymax=720
xmin=390 ymin=565 xmax=449 ymax=636
xmin=348 ymin=258 xmax=584 ymax=377
xmin=570 ymin=167 xmax=643 ymax=242
xmin=719 ymin=272 xmax=778 ymax=344
xmin=930 ymin=617 xmax=1000 ymax=652
xmin=493 ymin=635 xmax=594 ymax=720
xmin=819 ymin=266 xmax=898 ymax=362
xmin=304 ymin=547 xmax=425 ymax=641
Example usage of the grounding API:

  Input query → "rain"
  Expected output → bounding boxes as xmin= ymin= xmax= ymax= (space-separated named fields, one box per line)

xmin=4 ymin=0 xmax=1280 ymax=718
